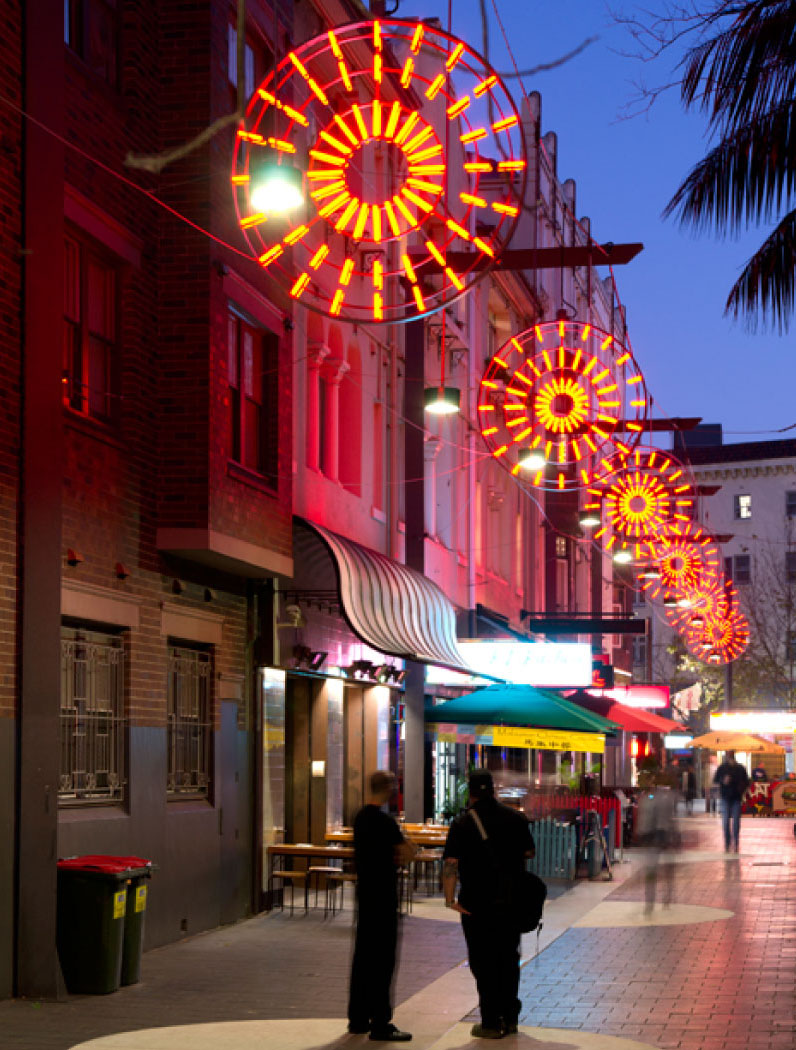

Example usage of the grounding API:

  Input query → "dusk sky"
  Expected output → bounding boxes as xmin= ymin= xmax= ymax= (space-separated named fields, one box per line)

xmin=407 ymin=0 xmax=794 ymax=445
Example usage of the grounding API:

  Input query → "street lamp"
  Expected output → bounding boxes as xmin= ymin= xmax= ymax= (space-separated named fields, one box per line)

xmin=613 ymin=549 xmax=633 ymax=565
xmin=578 ymin=510 xmax=601 ymax=529
xmin=424 ymin=387 xmax=460 ymax=416
xmin=250 ymin=161 xmax=304 ymax=213
xmin=517 ymin=448 xmax=546 ymax=472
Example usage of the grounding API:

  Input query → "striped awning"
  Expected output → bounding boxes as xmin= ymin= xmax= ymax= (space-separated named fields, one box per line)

xmin=296 ymin=519 xmax=471 ymax=673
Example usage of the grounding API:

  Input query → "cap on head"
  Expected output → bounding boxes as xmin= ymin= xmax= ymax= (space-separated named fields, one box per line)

xmin=468 ymin=770 xmax=495 ymax=800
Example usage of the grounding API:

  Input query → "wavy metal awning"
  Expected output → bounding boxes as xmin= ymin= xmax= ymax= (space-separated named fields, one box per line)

xmin=295 ymin=519 xmax=472 ymax=674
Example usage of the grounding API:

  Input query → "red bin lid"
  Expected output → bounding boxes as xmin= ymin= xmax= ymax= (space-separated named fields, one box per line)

xmin=58 ymin=854 xmax=151 ymax=874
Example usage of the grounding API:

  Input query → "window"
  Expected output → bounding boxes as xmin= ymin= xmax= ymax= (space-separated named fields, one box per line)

xmin=64 ymin=0 xmax=119 ymax=85
xmin=787 ymin=492 xmax=796 ymax=518
xmin=787 ymin=632 xmax=796 ymax=664
xmin=734 ymin=494 xmax=752 ymax=519
xmin=59 ymin=625 xmax=126 ymax=805
xmin=555 ymin=535 xmax=568 ymax=559
xmin=632 ymin=635 xmax=647 ymax=668
xmin=786 ymin=551 xmax=796 ymax=582
xmin=733 ymin=554 xmax=751 ymax=584
xmin=63 ymin=232 xmax=119 ymax=422
xmin=227 ymin=309 xmax=278 ymax=483
xmin=167 ymin=644 xmax=212 ymax=798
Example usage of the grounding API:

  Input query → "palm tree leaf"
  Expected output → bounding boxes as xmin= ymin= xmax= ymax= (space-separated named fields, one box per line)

xmin=664 ymin=99 xmax=796 ymax=231
xmin=725 ymin=207 xmax=796 ymax=329
xmin=681 ymin=1 xmax=796 ymax=133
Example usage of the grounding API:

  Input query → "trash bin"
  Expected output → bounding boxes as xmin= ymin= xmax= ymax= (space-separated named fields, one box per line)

xmin=57 ymin=855 xmax=153 ymax=994
xmin=118 ymin=859 xmax=153 ymax=986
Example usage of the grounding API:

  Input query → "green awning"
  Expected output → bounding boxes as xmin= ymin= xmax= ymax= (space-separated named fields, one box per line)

xmin=425 ymin=684 xmax=620 ymax=735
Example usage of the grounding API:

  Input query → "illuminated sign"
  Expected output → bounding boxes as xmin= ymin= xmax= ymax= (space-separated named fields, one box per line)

xmin=425 ymin=641 xmax=593 ymax=687
xmin=664 ymin=733 xmax=693 ymax=749
xmin=589 ymin=684 xmax=670 ymax=709
xmin=429 ymin=722 xmax=604 ymax=753
xmin=711 ymin=711 xmax=796 ymax=734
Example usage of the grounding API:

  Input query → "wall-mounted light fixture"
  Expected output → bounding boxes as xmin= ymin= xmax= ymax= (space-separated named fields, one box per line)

xmin=424 ymin=386 xmax=460 ymax=416
xmin=115 ymin=562 xmax=130 ymax=580
xmin=311 ymin=759 xmax=326 ymax=778
xmin=66 ymin=548 xmax=83 ymax=567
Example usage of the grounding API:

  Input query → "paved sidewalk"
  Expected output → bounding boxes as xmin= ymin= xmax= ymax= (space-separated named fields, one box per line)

xmin=0 ymin=812 xmax=793 ymax=1050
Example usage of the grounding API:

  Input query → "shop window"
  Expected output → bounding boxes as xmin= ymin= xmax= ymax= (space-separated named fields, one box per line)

xmin=59 ymin=624 xmax=126 ymax=805
xmin=734 ymin=493 xmax=752 ymax=520
xmin=167 ymin=644 xmax=213 ymax=798
xmin=64 ymin=0 xmax=119 ymax=86
xmin=63 ymin=231 xmax=119 ymax=423
xmin=228 ymin=308 xmax=278 ymax=485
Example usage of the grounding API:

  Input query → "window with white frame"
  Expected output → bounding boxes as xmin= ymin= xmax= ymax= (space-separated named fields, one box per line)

xmin=167 ymin=643 xmax=212 ymax=798
xmin=734 ymin=493 xmax=752 ymax=519
xmin=227 ymin=307 xmax=278 ymax=484
xmin=59 ymin=624 xmax=126 ymax=805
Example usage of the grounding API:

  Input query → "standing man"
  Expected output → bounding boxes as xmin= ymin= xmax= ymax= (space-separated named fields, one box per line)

xmin=347 ymin=770 xmax=415 ymax=1042
xmin=714 ymin=750 xmax=750 ymax=852
xmin=442 ymin=770 xmax=535 ymax=1040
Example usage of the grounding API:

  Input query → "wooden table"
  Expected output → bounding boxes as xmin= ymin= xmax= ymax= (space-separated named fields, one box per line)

xmin=326 ymin=829 xmax=447 ymax=848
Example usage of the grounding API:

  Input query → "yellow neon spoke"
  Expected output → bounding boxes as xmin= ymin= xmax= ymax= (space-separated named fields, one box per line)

xmin=406 ymin=144 xmax=443 ymax=164
xmin=384 ymin=201 xmax=401 ymax=236
xmin=410 ymin=24 xmax=424 ymax=52
xmin=492 ymin=202 xmax=519 ymax=216
xmin=337 ymin=60 xmax=353 ymax=92
xmin=446 ymin=218 xmax=470 ymax=240
xmin=445 ymin=268 xmax=464 ymax=291
xmin=426 ymin=74 xmax=445 ymax=100
xmin=327 ymin=30 xmax=343 ymax=59
xmin=231 ymin=175 xmax=249 ymax=184
xmin=446 ymin=43 xmax=465 ymax=70
xmin=385 ymin=101 xmax=402 ymax=139
xmin=309 ymin=150 xmax=346 ymax=166
xmin=474 ymin=75 xmax=497 ymax=97
xmin=407 ymin=178 xmax=443 ymax=195
xmin=461 ymin=128 xmax=487 ymax=144
xmin=319 ymin=130 xmax=352 ymax=155
xmin=373 ymin=292 xmax=383 ymax=320
xmin=284 ymin=224 xmax=309 ymax=245
xmin=330 ymin=290 xmax=345 ymax=315
xmin=402 ymin=254 xmax=417 ymax=283
xmin=492 ymin=115 xmax=519 ymax=132
xmin=310 ymin=180 xmax=347 ymax=201
xmin=372 ymin=205 xmax=382 ymax=242
xmin=372 ymin=260 xmax=384 ymax=290
xmin=351 ymin=104 xmax=369 ymax=140
xmin=335 ymin=198 xmax=359 ymax=231
xmin=340 ymin=259 xmax=355 ymax=285
xmin=447 ymin=97 xmax=470 ymax=119
xmin=426 ymin=241 xmax=445 ymax=266
xmin=307 ymin=79 xmax=329 ymax=106
xmin=333 ymin=114 xmax=359 ymax=146
xmin=352 ymin=202 xmax=370 ymax=240
xmin=464 ymin=161 xmax=492 ymax=173
xmin=473 ymin=237 xmax=494 ymax=257
xmin=403 ymin=126 xmax=435 ymax=154
xmin=309 ymin=244 xmax=330 ymax=269
xmin=395 ymin=112 xmax=420 ymax=146
xmin=400 ymin=57 xmax=414 ymax=88
xmin=258 ymin=245 xmax=283 ymax=266
xmin=290 ymin=272 xmax=310 ymax=298
xmin=374 ymin=54 xmax=383 ymax=84
xmin=317 ymin=191 xmax=351 ymax=217
xmin=372 ymin=100 xmax=382 ymax=137
xmin=240 ymin=213 xmax=267 ymax=229
xmin=461 ymin=192 xmax=487 ymax=207
xmin=497 ymin=159 xmax=526 ymax=171
xmin=307 ymin=169 xmax=345 ymax=182
xmin=393 ymin=194 xmax=417 ymax=225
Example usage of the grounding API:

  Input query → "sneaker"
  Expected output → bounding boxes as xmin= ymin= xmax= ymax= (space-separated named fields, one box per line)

xmin=470 ymin=1023 xmax=504 ymax=1039
xmin=369 ymin=1024 xmax=412 ymax=1042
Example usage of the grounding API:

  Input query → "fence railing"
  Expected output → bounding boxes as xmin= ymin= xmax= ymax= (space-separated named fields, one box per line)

xmin=524 ymin=791 xmax=622 ymax=848
xmin=528 ymin=816 xmax=578 ymax=880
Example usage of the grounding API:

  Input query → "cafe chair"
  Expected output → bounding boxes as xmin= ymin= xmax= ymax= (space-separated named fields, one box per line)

xmin=269 ymin=869 xmax=309 ymax=915
xmin=326 ymin=870 xmax=357 ymax=917
xmin=412 ymin=848 xmax=443 ymax=895
xmin=307 ymin=864 xmax=344 ymax=918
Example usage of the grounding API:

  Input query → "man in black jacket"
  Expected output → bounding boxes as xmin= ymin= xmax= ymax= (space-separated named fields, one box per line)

xmin=442 ymin=771 xmax=535 ymax=1040
xmin=347 ymin=770 xmax=415 ymax=1042
xmin=713 ymin=750 xmax=750 ymax=852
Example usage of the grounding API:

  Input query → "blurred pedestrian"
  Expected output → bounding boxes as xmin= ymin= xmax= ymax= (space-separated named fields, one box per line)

xmin=442 ymin=770 xmax=535 ymax=1040
xmin=681 ymin=761 xmax=697 ymax=815
xmin=713 ymin=750 xmax=750 ymax=853
xmin=347 ymin=770 xmax=415 ymax=1042
xmin=636 ymin=778 xmax=679 ymax=913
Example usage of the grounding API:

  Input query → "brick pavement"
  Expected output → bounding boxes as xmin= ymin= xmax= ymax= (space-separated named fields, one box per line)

xmin=512 ymin=814 xmax=796 ymax=1050
xmin=0 ymin=812 xmax=793 ymax=1050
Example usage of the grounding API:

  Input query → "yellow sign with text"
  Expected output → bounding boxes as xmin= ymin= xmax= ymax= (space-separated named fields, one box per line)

xmin=490 ymin=726 xmax=605 ymax=754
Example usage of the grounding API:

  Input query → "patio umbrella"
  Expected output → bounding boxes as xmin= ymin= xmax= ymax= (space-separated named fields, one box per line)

xmin=688 ymin=730 xmax=784 ymax=753
xmin=425 ymin=684 xmax=619 ymax=734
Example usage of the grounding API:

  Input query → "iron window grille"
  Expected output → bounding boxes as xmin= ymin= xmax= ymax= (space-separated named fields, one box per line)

xmin=167 ymin=645 xmax=212 ymax=798
xmin=59 ymin=626 xmax=126 ymax=805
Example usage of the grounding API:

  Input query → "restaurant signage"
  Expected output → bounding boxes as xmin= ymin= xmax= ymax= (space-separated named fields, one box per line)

xmin=429 ymin=722 xmax=605 ymax=753
xmin=425 ymin=641 xmax=593 ymax=687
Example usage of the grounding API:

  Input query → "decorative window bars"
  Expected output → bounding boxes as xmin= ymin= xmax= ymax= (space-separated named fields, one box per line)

xmin=167 ymin=645 xmax=212 ymax=798
xmin=60 ymin=626 xmax=126 ymax=805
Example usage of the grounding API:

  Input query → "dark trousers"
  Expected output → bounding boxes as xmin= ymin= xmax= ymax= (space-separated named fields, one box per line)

xmin=462 ymin=911 xmax=522 ymax=1028
xmin=721 ymin=799 xmax=742 ymax=849
xmin=348 ymin=901 xmax=398 ymax=1031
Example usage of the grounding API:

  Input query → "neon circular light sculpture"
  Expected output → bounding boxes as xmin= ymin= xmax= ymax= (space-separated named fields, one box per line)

xmin=477 ymin=319 xmax=650 ymax=492
xmin=641 ymin=522 xmax=723 ymax=603
xmin=231 ymin=19 xmax=526 ymax=322
xmin=587 ymin=447 xmax=695 ymax=547
xmin=684 ymin=607 xmax=750 ymax=665
xmin=665 ymin=578 xmax=739 ymax=631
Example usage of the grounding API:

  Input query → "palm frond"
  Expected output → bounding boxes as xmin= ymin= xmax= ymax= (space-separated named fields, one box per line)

xmin=664 ymin=99 xmax=796 ymax=231
xmin=725 ymin=207 xmax=796 ymax=329
xmin=680 ymin=1 xmax=796 ymax=132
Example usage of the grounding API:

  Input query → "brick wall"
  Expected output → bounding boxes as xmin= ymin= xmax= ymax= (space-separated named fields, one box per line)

xmin=0 ymin=0 xmax=23 ymax=721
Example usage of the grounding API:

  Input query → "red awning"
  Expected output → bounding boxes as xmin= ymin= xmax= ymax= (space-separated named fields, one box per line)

xmin=565 ymin=690 xmax=684 ymax=733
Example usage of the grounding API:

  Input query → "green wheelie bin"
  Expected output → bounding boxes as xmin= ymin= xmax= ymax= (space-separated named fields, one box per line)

xmin=57 ymin=855 xmax=153 ymax=994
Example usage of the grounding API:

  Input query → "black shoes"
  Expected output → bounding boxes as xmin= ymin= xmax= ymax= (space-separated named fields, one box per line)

xmin=369 ymin=1024 xmax=412 ymax=1042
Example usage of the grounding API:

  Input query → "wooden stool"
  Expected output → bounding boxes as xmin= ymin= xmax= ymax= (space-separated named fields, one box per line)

xmin=326 ymin=871 xmax=357 ymax=916
xmin=269 ymin=870 xmax=308 ymax=915
xmin=307 ymin=865 xmax=343 ymax=917
xmin=412 ymin=850 xmax=442 ymax=895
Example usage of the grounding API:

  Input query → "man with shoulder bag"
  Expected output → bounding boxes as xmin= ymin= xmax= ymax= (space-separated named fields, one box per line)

xmin=442 ymin=771 xmax=540 ymax=1040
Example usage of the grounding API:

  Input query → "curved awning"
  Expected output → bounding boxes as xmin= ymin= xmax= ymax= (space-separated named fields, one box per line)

xmin=295 ymin=519 xmax=472 ymax=674
xmin=424 ymin=684 xmax=620 ymax=735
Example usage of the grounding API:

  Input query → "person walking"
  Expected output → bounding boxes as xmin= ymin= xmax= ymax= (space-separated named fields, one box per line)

xmin=347 ymin=770 xmax=415 ymax=1042
xmin=713 ymin=750 xmax=750 ymax=852
xmin=442 ymin=770 xmax=535 ymax=1040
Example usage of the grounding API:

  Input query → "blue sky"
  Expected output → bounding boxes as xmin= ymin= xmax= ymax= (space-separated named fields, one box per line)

xmin=404 ymin=0 xmax=795 ymax=444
